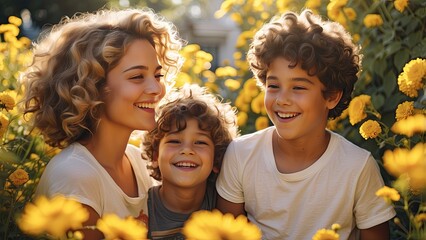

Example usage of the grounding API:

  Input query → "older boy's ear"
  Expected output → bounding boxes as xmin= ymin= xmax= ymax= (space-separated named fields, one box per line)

xmin=326 ymin=90 xmax=343 ymax=110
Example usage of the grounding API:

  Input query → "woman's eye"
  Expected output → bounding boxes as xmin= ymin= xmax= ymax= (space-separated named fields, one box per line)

xmin=129 ymin=74 xmax=143 ymax=80
xmin=155 ymin=74 xmax=164 ymax=79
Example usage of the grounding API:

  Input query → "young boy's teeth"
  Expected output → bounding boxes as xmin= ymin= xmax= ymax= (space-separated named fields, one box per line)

xmin=175 ymin=162 xmax=197 ymax=168
xmin=278 ymin=112 xmax=298 ymax=118
xmin=136 ymin=102 xmax=156 ymax=109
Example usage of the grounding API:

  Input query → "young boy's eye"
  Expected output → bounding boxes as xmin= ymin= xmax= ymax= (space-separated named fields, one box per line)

xmin=294 ymin=86 xmax=307 ymax=90
xmin=166 ymin=139 xmax=180 ymax=144
xmin=267 ymin=84 xmax=279 ymax=89
xmin=195 ymin=140 xmax=209 ymax=145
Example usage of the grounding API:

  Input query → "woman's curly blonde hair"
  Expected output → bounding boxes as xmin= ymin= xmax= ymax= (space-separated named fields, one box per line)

xmin=247 ymin=9 xmax=361 ymax=119
xmin=22 ymin=8 xmax=185 ymax=148
xmin=141 ymin=84 xmax=239 ymax=181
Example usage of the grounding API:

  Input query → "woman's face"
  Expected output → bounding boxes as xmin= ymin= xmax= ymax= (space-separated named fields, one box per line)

xmin=103 ymin=39 xmax=165 ymax=132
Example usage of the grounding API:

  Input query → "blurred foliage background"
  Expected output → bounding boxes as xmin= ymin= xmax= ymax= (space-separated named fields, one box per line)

xmin=1 ymin=0 xmax=425 ymax=239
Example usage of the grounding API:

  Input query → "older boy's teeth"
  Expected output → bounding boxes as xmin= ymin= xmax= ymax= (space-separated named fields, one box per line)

xmin=278 ymin=112 xmax=298 ymax=118
xmin=175 ymin=162 xmax=197 ymax=168
xmin=135 ymin=103 xmax=156 ymax=109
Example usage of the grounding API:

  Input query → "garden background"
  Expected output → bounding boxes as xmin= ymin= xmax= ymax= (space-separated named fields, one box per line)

xmin=0 ymin=0 xmax=425 ymax=239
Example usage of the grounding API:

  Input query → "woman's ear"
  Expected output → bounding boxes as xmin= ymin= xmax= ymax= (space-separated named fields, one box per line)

xmin=326 ymin=90 xmax=343 ymax=110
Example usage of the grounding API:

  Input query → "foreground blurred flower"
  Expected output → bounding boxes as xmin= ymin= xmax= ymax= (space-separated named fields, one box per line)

xmin=255 ymin=116 xmax=269 ymax=130
xmin=183 ymin=210 xmax=261 ymax=240
xmin=17 ymin=195 xmax=89 ymax=238
xmin=96 ymin=214 xmax=147 ymax=240
xmin=312 ymin=228 xmax=339 ymax=240
xmin=391 ymin=114 xmax=426 ymax=137
xmin=397 ymin=58 xmax=426 ymax=98
xmin=9 ymin=168 xmax=29 ymax=186
xmin=359 ymin=120 xmax=382 ymax=140
xmin=376 ymin=186 xmax=401 ymax=204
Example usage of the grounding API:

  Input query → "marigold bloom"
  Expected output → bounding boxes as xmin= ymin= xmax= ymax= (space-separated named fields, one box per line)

xmin=9 ymin=168 xmax=29 ymax=186
xmin=251 ymin=92 xmax=266 ymax=114
xmin=312 ymin=228 xmax=339 ymax=240
xmin=18 ymin=195 xmax=89 ymax=238
xmin=363 ymin=14 xmax=383 ymax=28
xmin=225 ymin=79 xmax=241 ymax=91
xmin=398 ymin=58 xmax=426 ymax=97
xmin=331 ymin=223 xmax=341 ymax=231
xmin=343 ymin=8 xmax=357 ymax=21
xmin=183 ymin=210 xmax=262 ymax=240
xmin=394 ymin=0 xmax=409 ymax=13
xmin=348 ymin=95 xmax=371 ymax=125
xmin=255 ymin=116 xmax=270 ymax=130
xmin=97 ymin=214 xmax=147 ymax=240
xmin=359 ymin=120 xmax=382 ymax=140
xmin=237 ymin=111 xmax=248 ymax=126
xmin=0 ymin=92 xmax=15 ymax=110
xmin=376 ymin=186 xmax=401 ymax=204
xmin=0 ymin=112 xmax=9 ymax=137
xmin=391 ymin=114 xmax=426 ymax=137
xmin=395 ymin=101 xmax=414 ymax=121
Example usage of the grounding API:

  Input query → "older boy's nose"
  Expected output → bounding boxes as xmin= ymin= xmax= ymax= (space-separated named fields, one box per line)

xmin=276 ymin=93 xmax=291 ymax=106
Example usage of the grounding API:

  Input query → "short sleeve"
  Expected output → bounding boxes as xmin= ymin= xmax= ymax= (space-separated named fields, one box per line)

xmin=35 ymin=158 xmax=103 ymax=215
xmin=215 ymin=141 xmax=245 ymax=203
xmin=354 ymin=155 xmax=396 ymax=229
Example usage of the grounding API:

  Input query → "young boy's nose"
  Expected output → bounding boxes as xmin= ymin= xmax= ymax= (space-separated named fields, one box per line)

xmin=179 ymin=146 xmax=195 ymax=155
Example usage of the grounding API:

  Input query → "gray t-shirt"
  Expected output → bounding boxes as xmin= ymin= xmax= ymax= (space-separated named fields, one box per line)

xmin=147 ymin=182 xmax=217 ymax=239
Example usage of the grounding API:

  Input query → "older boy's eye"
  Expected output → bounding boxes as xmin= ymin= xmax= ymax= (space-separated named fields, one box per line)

xmin=166 ymin=139 xmax=180 ymax=144
xmin=294 ymin=86 xmax=307 ymax=90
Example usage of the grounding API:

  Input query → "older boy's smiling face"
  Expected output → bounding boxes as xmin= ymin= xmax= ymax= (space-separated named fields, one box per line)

xmin=158 ymin=118 xmax=214 ymax=189
xmin=264 ymin=57 xmax=338 ymax=141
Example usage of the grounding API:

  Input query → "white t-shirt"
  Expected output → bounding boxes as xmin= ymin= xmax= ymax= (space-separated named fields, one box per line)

xmin=216 ymin=126 xmax=396 ymax=240
xmin=36 ymin=142 xmax=156 ymax=219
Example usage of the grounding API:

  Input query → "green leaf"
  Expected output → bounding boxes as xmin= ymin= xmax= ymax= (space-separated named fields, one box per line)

xmin=372 ymin=93 xmax=385 ymax=109
xmin=373 ymin=58 xmax=387 ymax=78
xmin=393 ymin=49 xmax=410 ymax=71
xmin=415 ymin=7 xmax=426 ymax=18
xmin=383 ymin=71 xmax=397 ymax=97
xmin=386 ymin=41 xmax=402 ymax=56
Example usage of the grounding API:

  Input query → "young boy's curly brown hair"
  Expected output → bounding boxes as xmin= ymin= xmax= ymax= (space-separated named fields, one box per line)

xmin=141 ymin=84 xmax=239 ymax=181
xmin=247 ymin=9 xmax=362 ymax=119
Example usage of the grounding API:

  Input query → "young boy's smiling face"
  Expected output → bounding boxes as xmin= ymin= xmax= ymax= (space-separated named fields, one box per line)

xmin=158 ymin=118 xmax=215 ymax=188
xmin=264 ymin=57 xmax=340 ymax=141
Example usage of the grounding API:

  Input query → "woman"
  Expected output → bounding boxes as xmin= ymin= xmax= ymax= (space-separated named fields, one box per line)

xmin=22 ymin=8 xmax=184 ymax=238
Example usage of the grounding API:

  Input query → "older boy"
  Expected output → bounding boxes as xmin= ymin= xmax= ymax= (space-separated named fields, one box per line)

xmin=216 ymin=10 xmax=395 ymax=239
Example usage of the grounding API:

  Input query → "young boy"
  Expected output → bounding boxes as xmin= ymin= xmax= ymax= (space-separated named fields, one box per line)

xmin=216 ymin=10 xmax=396 ymax=240
xmin=141 ymin=84 xmax=238 ymax=239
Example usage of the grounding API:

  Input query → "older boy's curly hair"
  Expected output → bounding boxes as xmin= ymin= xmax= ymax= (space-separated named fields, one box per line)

xmin=22 ymin=8 xmax=185 ymax=148
xmin=247 ymin=9 xmax=361 ymax=119
xmin=141 ymin=84 xmax=239 ymax=181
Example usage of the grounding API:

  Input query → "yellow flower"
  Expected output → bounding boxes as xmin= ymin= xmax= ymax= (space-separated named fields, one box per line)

xmin=0 ymin=92 xmax=15 ymax=110
xmin=96 ymin=214 xmax=147 ymax=240
xmin=394 ymin=0 xmax=409 ymax=12
xmin=0 ymin=112 xmax=9 ymax=137
xmin=395 ymin=101 xmax=414 ymax=121
xmin=331 ymin=223 xmax=341 ymax=231
xmin=383 ymin=143 xmax=425 ymax=180
xmin=8 ymin=16 xmax=22 ymax=26
xmin=363 ymin=14 xmax=383 ymax=28
xmin=343 ymin=7 xmax=357 ymax=21
xmin=391 ymin=114 xmax=426 ymax=137
xmin=9 ymin=168 xmax=29 ymax=186
xmin=225 ymin=79 xmax=241 ymax=91
xmin=237 ymin=111 xmax=248 ymax=126
xmin=183 ymin=209 xmax=262 ymax=240
xmin=18 ymin=195 xmax=89 ymax=238
xmin=414 ymin=213 xmax=426 ymax=225
xmin=243 ymin=78 xmax=260 ymax=97
xmin=251 ymin=92 xmax=266 ymax=115
xmin=305 ymin=0 xmax=321 ymax=9
xmin=376 ymin=186 xmax=401 ymax=204
xmin=397 ymin=58 xmax=425 ymax=97
xmin=312 ymin=228 xmax=339 ymax=240
xmin=255 ymin=116 xmax=270 ymax=130
xmin=359 ymin=120 xmax=382 ymax=140
xmin=348 ymin=95 xmax=371 ymax=125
